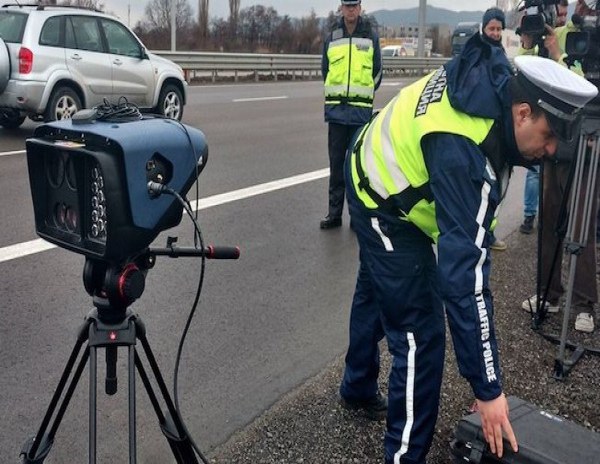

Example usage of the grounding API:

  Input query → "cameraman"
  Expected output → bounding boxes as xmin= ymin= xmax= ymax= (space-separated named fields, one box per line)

xmin=519 ymin=0 xmax=568 ymax=235
xmin=520 ymin=0 xmax=599 ymax=332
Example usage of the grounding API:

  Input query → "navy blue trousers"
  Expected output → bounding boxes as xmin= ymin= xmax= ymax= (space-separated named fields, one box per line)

xmin=326 ymin=123 xmax=361 ymax=218
xmin=340 ymin=160 xmax=446 ymax=464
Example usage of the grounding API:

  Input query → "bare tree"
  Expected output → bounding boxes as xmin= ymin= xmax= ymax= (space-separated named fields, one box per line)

xmin=57 ymin=0 xmax=105 ymax=9
xmin=295 ymin=10 xmax=321 ymax=54
xmin=199 ymin=0 xmax=209 ymax=39
xmin=237 ymin=5 xmax=279 ymax=51
xmin=136 ymin=0 xmax=195 ymax=50
xmin=143 ymin=0 xmax=194 ymax=32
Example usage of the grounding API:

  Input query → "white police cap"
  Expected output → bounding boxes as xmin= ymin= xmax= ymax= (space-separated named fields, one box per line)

xmin=341 ymin=0 xmax=361 ymax=4
xmin=514 ymin=55 xmax=598 ymax=141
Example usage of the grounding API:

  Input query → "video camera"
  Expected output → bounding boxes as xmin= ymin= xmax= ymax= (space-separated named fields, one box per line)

xmin=566 ymin=1 xmax=600 ymax=86
xmin=518 ymin=0 xmax=561 ymax=35
xmin=26 ymin=116 xmax=208 ymax=263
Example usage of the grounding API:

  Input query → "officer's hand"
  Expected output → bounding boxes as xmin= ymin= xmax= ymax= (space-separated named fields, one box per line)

xmin=520 ymin=33 xmax=534 ymax=50
xmin=476 ymin=393 xmax=518 ymax=458
xmin=543 ymin=25 xmax=562 ymax=62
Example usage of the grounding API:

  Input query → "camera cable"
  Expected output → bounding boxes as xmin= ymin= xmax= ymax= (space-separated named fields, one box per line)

xmin=147 ymin=181 xmax=211 ymax=464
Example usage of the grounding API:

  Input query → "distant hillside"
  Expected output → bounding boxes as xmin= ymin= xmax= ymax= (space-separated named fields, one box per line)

xmin=369 ymin=6 xmax=484 ymax=29
xmin=368 ymin=3 xmax=578 ymax=30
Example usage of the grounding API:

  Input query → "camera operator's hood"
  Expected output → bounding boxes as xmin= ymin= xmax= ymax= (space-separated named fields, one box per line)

xmin=444 ymin=33 xmax=526 ymax=165
xmin=513 ymin=55 xmax=598 ymax=142
xmin=445 ymin=33 xmax=512 ymax=122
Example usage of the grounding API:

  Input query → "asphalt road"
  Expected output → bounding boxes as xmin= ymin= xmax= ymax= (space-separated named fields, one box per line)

xmin=0 ymin=78 xmax=526 ymax=463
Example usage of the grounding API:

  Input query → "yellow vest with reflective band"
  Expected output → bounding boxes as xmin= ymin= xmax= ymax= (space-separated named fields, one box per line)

xmin=324 ymin=33 xmax=375 ymax=108
xmin=350 ymin=67 xmax=495 ymax=241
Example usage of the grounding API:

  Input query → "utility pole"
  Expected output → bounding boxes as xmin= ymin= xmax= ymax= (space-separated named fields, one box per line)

xmin=199 ymin=0 xmax=209 ymax=39
xmin=171 ymin=0 xmax=176 ymax=51
xmin=417 ymin=0 xmax=426 ymax=57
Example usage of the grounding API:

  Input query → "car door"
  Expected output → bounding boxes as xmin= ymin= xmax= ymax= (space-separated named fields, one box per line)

xmin=100 ymin=18 xmax=154 ymax=107
xmin=64 ymin=15 xmax=112 ymax=105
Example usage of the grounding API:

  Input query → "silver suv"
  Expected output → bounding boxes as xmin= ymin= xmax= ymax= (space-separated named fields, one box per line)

xmin=0 ymin=4 xmax=186 ymax=129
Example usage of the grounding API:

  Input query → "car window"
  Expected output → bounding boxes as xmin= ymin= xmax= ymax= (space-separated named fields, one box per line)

xmin=101 ymin=19 xmax=141 ymax=58
xmin=39 ymin=16 xmax=62 ymax=47
xmin=0 ymin=11 xmax=28 ymax=43
xmin=67 ymin=16 xmax=103 ymax=52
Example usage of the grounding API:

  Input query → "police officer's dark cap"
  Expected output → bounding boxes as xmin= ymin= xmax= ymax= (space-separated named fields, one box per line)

xmin=514 ymin=55 xmax=598 ymax=142
xmin=341 ymin=0 xmax=361 ymax=5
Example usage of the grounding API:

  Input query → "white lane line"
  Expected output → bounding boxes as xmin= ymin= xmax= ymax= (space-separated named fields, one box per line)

xmin=0 ymin=168 xmax=330 ymax=264
xmin=233 ymin=96 xmax=289 ymax=103
xmin=0 ymin=150 xmax=26 ymax=157
xmin=191 ymin=169 xmax=328 ymax=210
xmin=0 ymin=239 xmax=56 ymax=263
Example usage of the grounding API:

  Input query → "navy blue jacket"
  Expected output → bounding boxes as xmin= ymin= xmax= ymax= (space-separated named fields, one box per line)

xmin=423 ymin=34 xmax=518 ymax=400
xmin=321 ymin=16 xmax=382 ymax=126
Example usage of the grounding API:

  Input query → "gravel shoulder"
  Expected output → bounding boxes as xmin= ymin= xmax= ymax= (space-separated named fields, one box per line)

xmin=209 ymin=229 xmax=600 ymax=463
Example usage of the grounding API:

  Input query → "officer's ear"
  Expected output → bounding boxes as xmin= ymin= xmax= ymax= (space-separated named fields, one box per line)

xmin=514 ymin=103 xmax=533 ymax=126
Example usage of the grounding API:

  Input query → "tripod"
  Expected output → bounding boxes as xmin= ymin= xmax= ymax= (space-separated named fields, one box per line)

xmin=531 ymin=107 xmax=600 ymax=379
xmin=20 ymin=243 xmax=239 ymax=463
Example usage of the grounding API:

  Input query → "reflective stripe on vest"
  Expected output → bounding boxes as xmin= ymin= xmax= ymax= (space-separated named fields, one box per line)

xmin=350 ymin=67 xmax=495 ymax=239
xmin=324 ymin=35 xmax=375 ymax=108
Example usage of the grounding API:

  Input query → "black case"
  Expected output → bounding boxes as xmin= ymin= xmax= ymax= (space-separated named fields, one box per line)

xmin=451 ymin=396 xmax=600 ymax=463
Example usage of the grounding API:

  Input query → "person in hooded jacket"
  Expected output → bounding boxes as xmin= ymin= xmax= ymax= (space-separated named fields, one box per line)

xmin=338 ymin=30 xmax=597 ymax=464
xmin=518 ymin=0 xmax=599 ymax=334
xmin=480 ymin=7 xmax=509 ymax=251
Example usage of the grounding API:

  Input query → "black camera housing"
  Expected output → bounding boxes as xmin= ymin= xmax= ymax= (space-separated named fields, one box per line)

xmin=26 ymin=117 xmax=208 ymax=263
xmin=518 ymin=0 xmax=560 ymax=36
xmin=566 ymin=13 xmax=600 ymax=85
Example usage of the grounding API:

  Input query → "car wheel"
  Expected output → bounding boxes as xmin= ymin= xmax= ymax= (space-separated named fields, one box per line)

xmin=0 ymin=113 xmax=26 ymax=129
xmin=45 ymin=86 xmax=82 ymax=122
xmin=157 ymin=84 xmax=183 ymax=121
xmin=0 ymin=37 xmax=9 ymax=94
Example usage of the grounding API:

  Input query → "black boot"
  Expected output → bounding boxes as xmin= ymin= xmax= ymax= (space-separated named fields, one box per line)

xmin=519 ymin=215 xmax=535 ymax=234
xmin=340 ymin=391 xmax=388 ymax=421
xmin=320 ymin=215 xmax=342 ymax=229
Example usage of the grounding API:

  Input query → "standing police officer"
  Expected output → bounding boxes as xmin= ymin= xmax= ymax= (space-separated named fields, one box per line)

xmin=320 ymin=0 xmax=382 ymax=229
xmin=339 ymin=31 xmax=597 ymax=463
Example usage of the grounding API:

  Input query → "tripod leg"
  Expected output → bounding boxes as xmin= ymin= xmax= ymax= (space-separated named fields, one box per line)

xmin=128 ymin=344 xmax=137 ymax=463
xmin=21 ymin=320 xmax=91 ymax=464
xmin=89 ymin=346 xmax=98 ymax=464
xmin=134 ymin=320 xmax=199 ymax=463
xmin=554 ymin=127 xmax=600 ymax=378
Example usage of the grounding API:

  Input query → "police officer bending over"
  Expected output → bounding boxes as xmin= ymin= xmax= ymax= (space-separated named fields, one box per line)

xmin=338 ymin=32 xmax=597 ymax=463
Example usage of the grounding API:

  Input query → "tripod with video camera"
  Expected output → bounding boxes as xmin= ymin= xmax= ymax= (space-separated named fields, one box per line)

xmin=18 ymin=114 xmax=240 ymax=462
xmin=530 ymin=103 xmax=600 ymax=379
xmin=528 ymin=7 xmax=600 ymax=376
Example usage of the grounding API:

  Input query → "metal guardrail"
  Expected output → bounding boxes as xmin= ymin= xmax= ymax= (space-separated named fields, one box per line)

xmin=152 ymin=50 xmax=450 ymax=83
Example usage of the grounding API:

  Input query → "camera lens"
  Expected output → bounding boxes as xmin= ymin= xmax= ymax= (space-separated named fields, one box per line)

xmin=65 ymin=207 xmax=78 ymax=232
xmin=46 ymin=151 xmax=65 ymax=189
xmin=65 ymin=155 xmax=77 ymax=190
xmin=54 ymin=202 xmax=67 ymax=228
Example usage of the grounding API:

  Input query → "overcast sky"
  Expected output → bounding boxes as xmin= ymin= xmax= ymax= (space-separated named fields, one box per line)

xmin=103 ymin=0 xmax=503 ymax=27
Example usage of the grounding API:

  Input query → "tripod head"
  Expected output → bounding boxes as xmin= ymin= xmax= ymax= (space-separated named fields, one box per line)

xmin=82 ymin=237 xmax=241 ymax=323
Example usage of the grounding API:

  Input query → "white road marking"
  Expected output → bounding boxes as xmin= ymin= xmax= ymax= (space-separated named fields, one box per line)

xmin=233 ymin=96 xmax=289 ymax=103
xmin=0 ymin=149 xmax=26 ymax=157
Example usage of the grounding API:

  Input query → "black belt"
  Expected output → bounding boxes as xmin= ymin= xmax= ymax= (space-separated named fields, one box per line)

xmin=326 ymin=95 xmax=374 ymax=105
xmin=353 ymin=131 xmax=434 ymax=215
